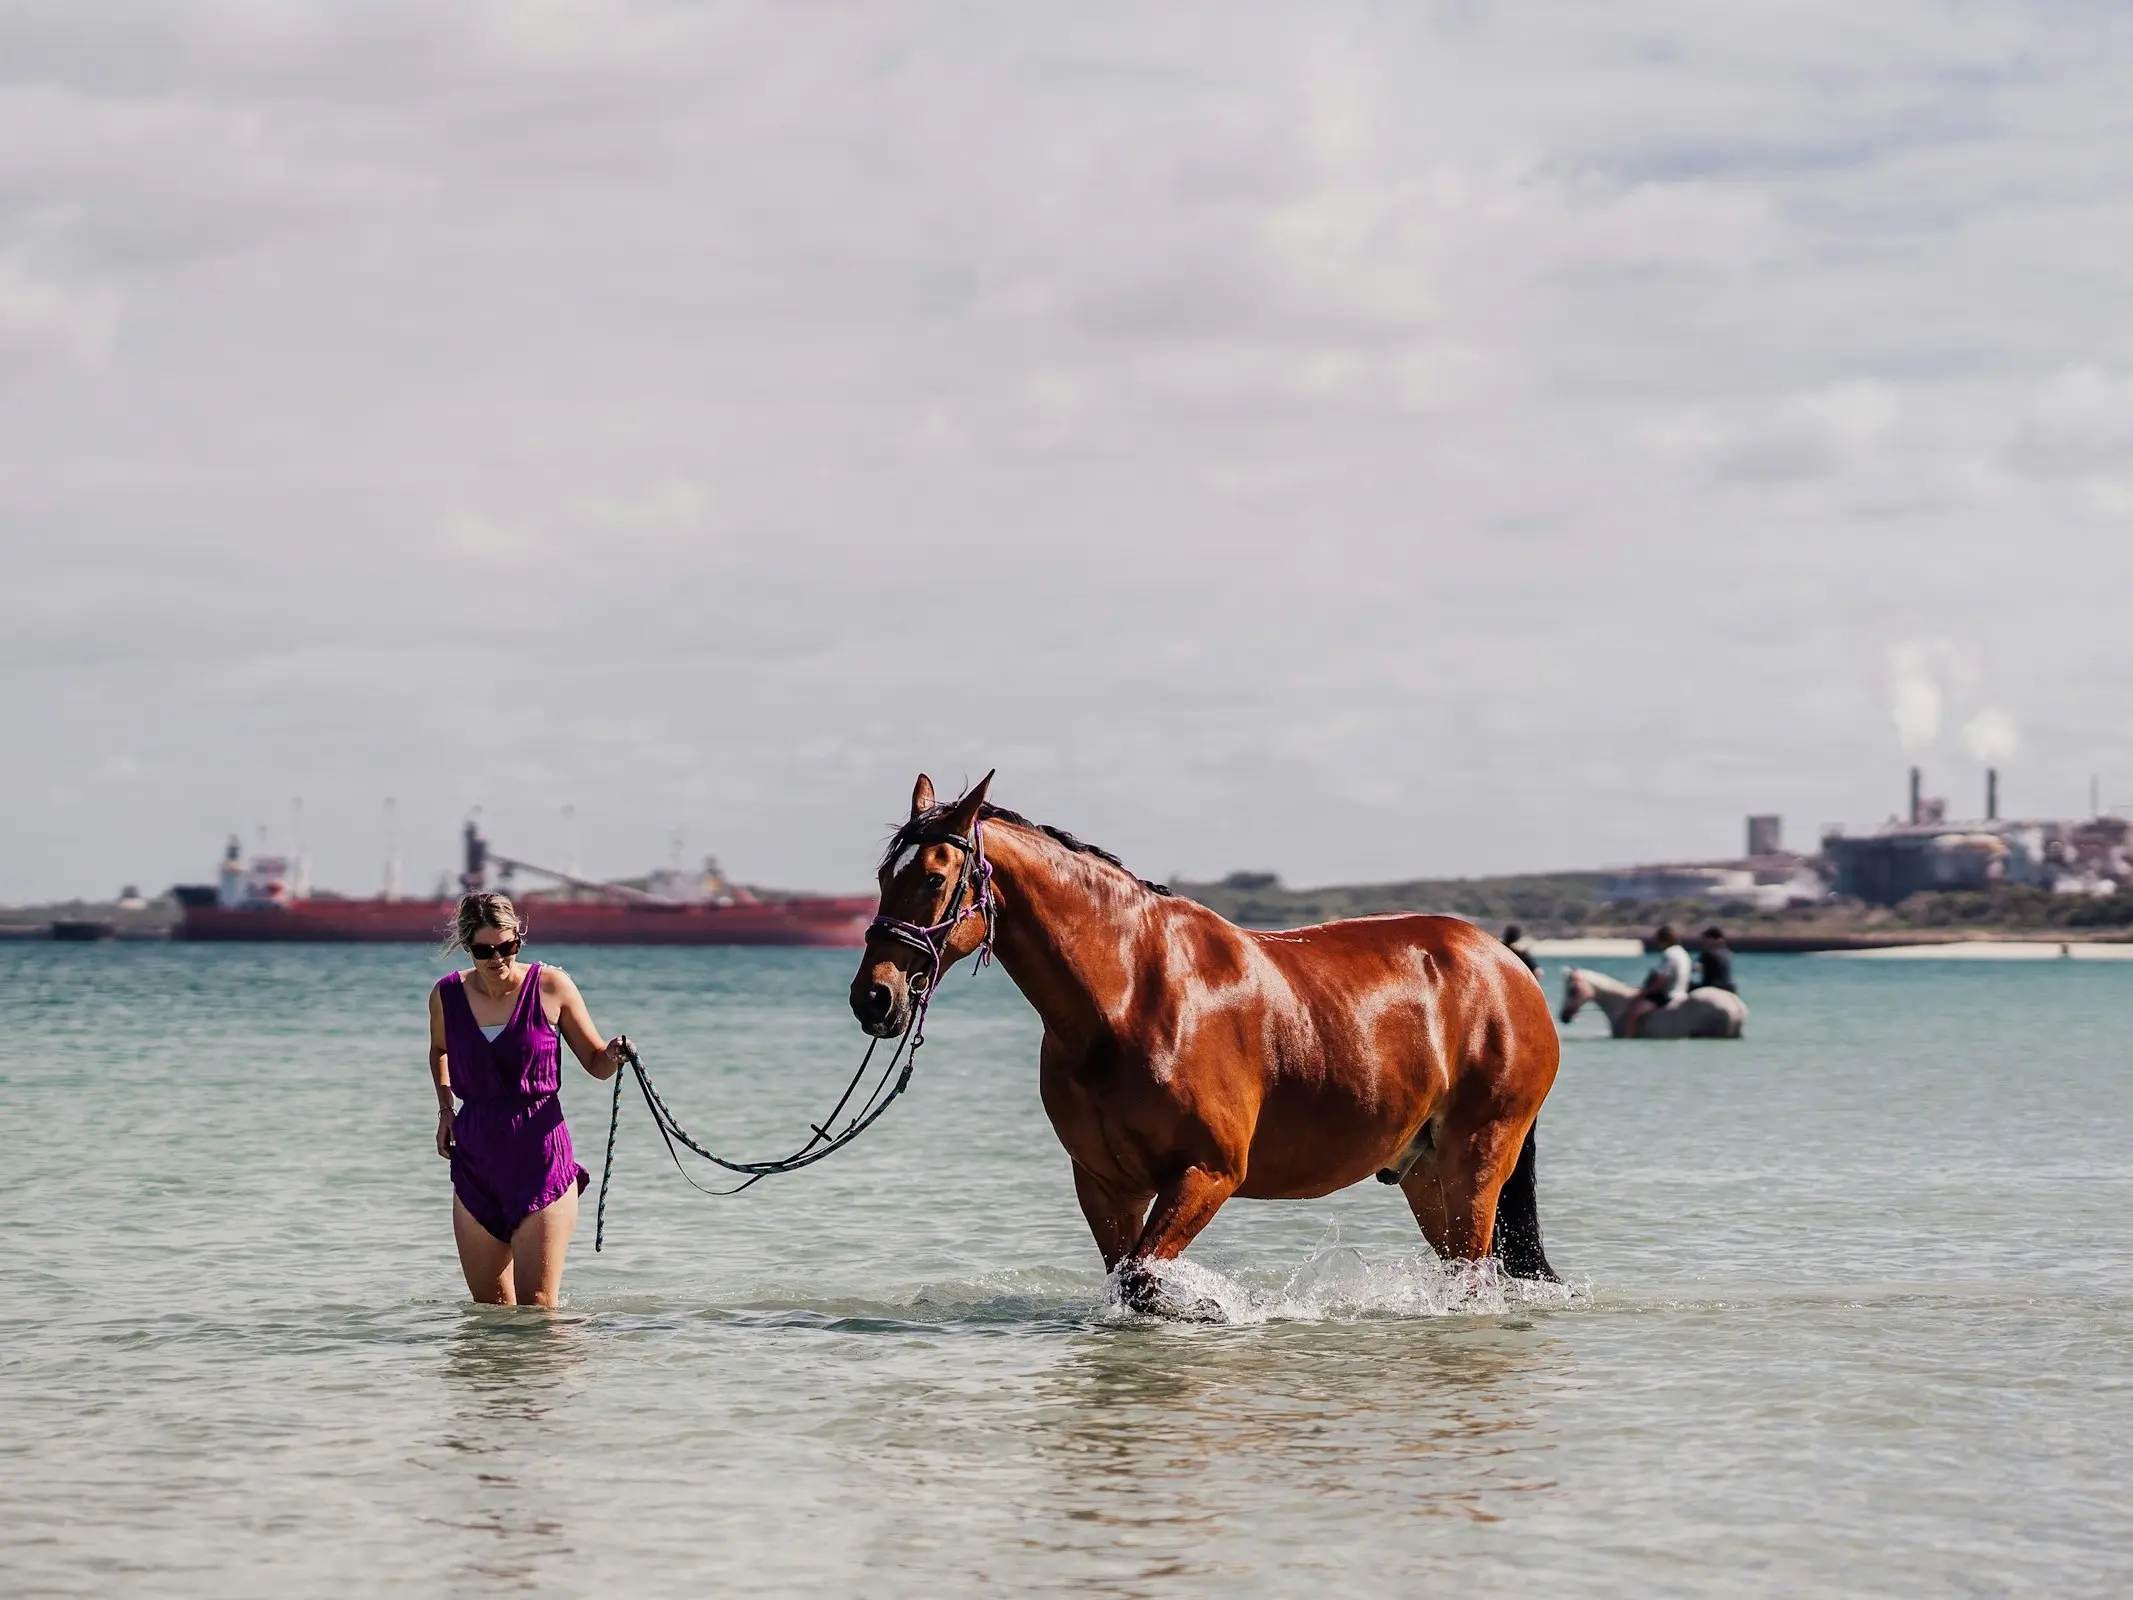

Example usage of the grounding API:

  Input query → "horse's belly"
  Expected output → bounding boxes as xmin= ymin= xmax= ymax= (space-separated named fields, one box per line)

xmin=1237 ymin=1076 xmax=1425 ymax=1198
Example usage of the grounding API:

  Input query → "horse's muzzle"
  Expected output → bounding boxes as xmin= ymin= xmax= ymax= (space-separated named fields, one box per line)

xmin=850 ymin=968 xmax=917 ymax=1038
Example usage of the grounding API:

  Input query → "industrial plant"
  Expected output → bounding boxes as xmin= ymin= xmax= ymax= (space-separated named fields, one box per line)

xmin=1604 ymin=769 xmax=2131 ymax=910
xmin=1821 ymin=768 xmax=2130 ymax=906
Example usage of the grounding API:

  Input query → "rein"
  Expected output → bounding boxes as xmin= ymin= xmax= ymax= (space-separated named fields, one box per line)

xmin=593 ymin=820 xmax=997 ymax=1251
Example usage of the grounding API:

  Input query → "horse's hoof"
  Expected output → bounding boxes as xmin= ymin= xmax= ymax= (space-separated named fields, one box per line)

xmin=1376 ymin=1168 xmax=1400 ymax=1185
xmin=1116 ymin=1258 xmax=1159 ymax=1313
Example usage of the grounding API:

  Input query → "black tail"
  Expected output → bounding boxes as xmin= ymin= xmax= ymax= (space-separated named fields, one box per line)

xmin=1493 ymin=1122 xmax=1558 ymax=1282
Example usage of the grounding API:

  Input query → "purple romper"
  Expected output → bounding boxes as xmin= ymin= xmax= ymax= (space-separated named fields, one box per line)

xmin=440 ymin=963 xmax=589 ymax=1243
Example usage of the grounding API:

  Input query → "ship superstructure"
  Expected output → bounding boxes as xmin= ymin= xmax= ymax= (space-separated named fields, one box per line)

xmin=172 ymin=820 xmax=872 ymax=945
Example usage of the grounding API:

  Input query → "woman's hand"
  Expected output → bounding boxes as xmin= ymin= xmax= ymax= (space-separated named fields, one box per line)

xmin=595 ymin=1034 xmax=632 ymax=1080
xmin=436 ymin=1106 xmax=455 ymax=1159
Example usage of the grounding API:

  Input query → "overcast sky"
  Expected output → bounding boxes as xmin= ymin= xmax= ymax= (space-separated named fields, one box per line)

xmin=4 ymin=1 xmax=2131 ymax=901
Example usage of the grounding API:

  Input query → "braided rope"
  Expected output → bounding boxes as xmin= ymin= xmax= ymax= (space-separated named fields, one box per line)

xmin=593 ymin=819 xmax=993 ymax=1251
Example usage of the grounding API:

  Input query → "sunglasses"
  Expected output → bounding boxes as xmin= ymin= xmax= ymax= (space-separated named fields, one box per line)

xmin=469 ymin=936 xmax=522 ymax=961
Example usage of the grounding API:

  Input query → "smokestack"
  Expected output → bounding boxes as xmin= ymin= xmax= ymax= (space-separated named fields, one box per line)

xmin=462 ymin=815 xmax=488 ymax=892
xmin=382 ymin=797 xmax=402 ymax=902
xmin=1909 ymin=766 xmax=1922 ymax=825
xmin=1986 ymin=768 xmax=1998 ymax=823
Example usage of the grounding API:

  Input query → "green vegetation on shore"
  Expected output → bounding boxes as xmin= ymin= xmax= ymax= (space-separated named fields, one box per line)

xmin=1172 ymin=872 xmax=2133 ymax=938
xmin=1172 ymin=871 xmax=1613 ymax=931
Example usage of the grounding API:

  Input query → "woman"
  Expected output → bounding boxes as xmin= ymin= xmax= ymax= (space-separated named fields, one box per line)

xmin=428 ymin=892 xmax=628 ymax=1307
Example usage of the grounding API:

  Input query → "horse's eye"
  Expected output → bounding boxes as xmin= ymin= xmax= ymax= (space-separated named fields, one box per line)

xmin=925 ymin=873 xmax=947 ymax=892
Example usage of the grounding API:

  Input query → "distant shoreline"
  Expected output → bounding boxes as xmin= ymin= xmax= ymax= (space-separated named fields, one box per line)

xmin=5 ymin=884 xmax=2130 ymax=950
xmin=1171 ymin=870 xmax=2133 ymax=946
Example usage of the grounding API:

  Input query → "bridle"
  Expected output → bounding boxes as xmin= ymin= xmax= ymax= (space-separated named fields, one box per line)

xmin=864 ymin=816 xmax=998 ymax=988
xmin=592 ymin=814 xmax=999 ymax=1250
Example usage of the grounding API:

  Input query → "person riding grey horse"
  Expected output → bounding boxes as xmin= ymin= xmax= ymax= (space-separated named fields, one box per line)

xmin=1620 ymin=924 xmax=1691 ymax=1038
xmin=1696 ymin=926 xmax=1736 ymax=993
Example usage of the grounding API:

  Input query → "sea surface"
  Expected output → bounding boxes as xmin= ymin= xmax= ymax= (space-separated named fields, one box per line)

xmin=2 ymin=943 xmax=2129 ymax=1595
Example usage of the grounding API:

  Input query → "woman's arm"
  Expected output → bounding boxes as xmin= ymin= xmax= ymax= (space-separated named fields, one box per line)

xmin=428 ymin=985 xmax=456 ymax=1158
xmin=545 ymin=967 xmax=627 ymax=1080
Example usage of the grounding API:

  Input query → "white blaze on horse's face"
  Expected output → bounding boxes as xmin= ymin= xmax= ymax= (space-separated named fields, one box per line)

xmin=852 ymin=771 xmax=996 ymax=1038
xmin=853 ymin=838 xmax=963 ymax=1037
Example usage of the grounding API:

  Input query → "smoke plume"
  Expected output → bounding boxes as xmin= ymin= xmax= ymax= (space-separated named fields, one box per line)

xmin=1888 ymin=641 xmax=1944 ymax=752
xmin=1962 ymin=707 xmax=2022 ymax=764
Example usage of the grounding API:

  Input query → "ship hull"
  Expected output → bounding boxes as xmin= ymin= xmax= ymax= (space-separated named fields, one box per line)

xmin=174 ymin=896 xmax=875 ymax=946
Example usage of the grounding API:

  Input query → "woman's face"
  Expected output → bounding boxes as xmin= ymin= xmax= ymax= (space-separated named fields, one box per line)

xmin=469 ymin=922 xmax=521 ymax=978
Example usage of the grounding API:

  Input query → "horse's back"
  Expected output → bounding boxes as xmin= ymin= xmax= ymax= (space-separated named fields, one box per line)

xmin=1243 ymin=912 xmax=1558 ymax=1113
xmin=1696 ymin=987 xmax=1749 ymax=1037
xmin=1655 ymin=987 xmax=1748 ymax=1038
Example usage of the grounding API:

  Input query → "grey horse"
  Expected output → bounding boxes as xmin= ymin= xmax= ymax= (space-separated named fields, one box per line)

xmin=1558 ymin=967 xmax=1748 ymax=1039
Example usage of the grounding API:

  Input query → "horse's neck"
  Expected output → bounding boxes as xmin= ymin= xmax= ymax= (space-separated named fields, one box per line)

xmin=981 ymin=824 xmax=1144 ymax=1048
xmin=1578 ymin=970 xmax=1639 ymax=1025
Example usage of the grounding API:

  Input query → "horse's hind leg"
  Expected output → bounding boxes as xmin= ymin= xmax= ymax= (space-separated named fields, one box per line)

xmin=1397 ymin=1113 xmax=1531 ymax=1270
xmin=1492 ymin=1123 xmax=1556 ymax=1281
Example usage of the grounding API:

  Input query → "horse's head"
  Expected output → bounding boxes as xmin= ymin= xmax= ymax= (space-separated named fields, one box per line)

xmin=849 ymin=771 xmax=997 ymax=1038
xmin=1558 ymin=967 xmax=1591 ymax=1025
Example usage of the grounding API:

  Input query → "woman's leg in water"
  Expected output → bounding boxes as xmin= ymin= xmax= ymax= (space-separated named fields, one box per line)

xmin=454 ymin=1196 xmax=517 ymax=1304
xmin=510 ymin=1186 xmax=579 ymax=1309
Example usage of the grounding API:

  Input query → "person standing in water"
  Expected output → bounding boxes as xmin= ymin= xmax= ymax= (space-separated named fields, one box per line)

xmin=428 ymin=892 xmax=628 ymax=1307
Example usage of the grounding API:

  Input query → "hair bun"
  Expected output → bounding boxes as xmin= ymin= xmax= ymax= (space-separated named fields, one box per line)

xmin=446 ymin=891 xmax=522 ymax=954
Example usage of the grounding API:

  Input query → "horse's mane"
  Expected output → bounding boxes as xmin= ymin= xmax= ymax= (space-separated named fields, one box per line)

xmin=882 ymin=803 xmax=1173 ymax=897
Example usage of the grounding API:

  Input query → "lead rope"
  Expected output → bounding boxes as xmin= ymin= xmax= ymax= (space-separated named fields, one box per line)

xmin=595 ymin=1057 xmax=625 ymax=1252
xmin=592 ymin=984 xmax=933 ymax=1251
xmin=593 ymin=817 xmax=991 ymax=1252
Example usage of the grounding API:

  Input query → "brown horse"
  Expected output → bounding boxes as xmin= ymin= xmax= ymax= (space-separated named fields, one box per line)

xmin=849 ymin=774 xmax=1563 ymax=1310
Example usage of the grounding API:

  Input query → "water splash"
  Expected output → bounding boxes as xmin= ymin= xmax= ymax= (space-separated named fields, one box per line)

xmin=1099 ymin=1243 xmax=1586 ymax=1326
xmin=652 ymin=1246 xmax=1588 ymax=1332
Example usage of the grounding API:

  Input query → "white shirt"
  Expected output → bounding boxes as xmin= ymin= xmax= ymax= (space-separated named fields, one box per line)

xmin=1654 ymin=943 xmax=1693 ymax=1004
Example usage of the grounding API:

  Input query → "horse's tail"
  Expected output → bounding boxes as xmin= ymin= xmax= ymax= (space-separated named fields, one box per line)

xmin=1493 ymin=1121 xmax=1558 ymax=1282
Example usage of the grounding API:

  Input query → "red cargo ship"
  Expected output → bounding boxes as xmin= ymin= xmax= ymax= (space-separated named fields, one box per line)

xmin=172 ymin=823 xmax=874 ymax=947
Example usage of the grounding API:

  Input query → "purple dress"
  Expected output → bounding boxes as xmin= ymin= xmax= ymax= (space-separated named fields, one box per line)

xmin=440 ymin=963 xmax=589 ymax=1243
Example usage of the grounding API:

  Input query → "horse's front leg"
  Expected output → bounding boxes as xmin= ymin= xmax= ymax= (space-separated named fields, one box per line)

xmin=1118 ymin=1165 xmax=1239 ymax=1312
xmin=1070 ymin=1160 xmax=1152 ymax=1272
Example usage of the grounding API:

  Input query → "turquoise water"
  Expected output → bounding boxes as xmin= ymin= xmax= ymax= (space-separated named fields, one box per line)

xmin=3 ymin=945 xmax=2129 ymax=1594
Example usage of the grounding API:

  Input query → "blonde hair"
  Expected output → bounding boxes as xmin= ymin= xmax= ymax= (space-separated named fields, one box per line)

xmin=447 ymin=891 xmax=523 ymax=954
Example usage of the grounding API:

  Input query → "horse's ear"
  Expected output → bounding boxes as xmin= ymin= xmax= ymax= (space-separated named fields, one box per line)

xmin=910 ymin=774 xmax=936 ymax=818
xmin=944 ymin=769 xmax=994 ymax=832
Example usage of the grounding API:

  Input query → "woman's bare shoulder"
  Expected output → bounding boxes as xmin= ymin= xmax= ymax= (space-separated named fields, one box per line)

xmin=539 ymin=964 xmax=582 ymax=997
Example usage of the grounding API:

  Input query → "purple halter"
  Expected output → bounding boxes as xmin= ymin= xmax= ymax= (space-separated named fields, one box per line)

xmin=866 ymin=816 xmax=997 ymax=988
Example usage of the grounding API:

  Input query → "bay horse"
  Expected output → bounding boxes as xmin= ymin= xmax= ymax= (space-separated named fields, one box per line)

xmin=849 ymin=773 xmax=1563 ymax=1311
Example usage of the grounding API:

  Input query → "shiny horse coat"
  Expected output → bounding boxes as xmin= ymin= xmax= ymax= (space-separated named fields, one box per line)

xmin=851 ymin=775 xmax=1563 ymax=1307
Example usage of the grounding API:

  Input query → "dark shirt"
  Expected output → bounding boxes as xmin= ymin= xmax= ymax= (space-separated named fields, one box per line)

xmin=1502 ymin=935 xmax=1539 ymax=974
xmin=1697 ymin=944 xmax=1735 ymax=993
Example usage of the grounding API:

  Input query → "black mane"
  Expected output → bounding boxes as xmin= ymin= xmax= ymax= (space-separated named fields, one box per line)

xmin=882 ymin=803 xmax=1172 ymax=896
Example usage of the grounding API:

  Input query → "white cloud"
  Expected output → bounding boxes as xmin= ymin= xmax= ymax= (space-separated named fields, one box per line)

xmin=438 ymin=511 xmax=525 ymax=558
xmin=0 ymin=259 xmax=115 ymax=375
xmin=575 ymin=478 xmax=710 ymax=538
